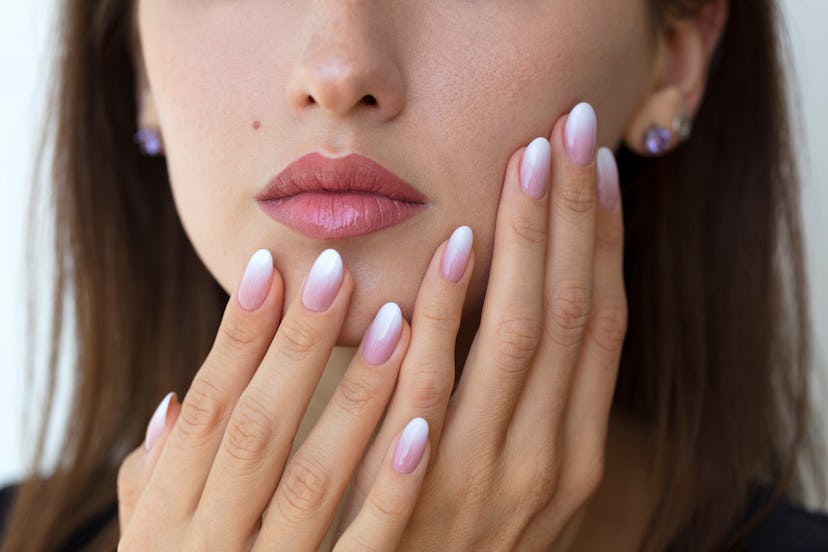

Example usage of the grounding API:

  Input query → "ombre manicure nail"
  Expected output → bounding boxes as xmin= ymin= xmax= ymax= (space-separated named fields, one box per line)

xmin=238 ymin=249 xmax=274 ymax=311
xmin=362 ymin=303 xmax=403 ymax=365
xmin=302 ymin=249 xmax=344 ymax=312
xmin=520 ymin=137 xmax=552 ymax=199
xmin=441 ymin=226 xmax=473 ymax=283
xmin=392 ymin=417 xmax=429 ymax=474
xmin=597 ymin=147 xmax=620 ymax=211
xmin=145 ymin=391 xmax=176 ymax=452
xmin=564 ymin=102 xmax=597 ymax=166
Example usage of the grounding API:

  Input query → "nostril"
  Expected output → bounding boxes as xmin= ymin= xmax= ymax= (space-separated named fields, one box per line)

xmin=362 ymin=95 xmax=377 ymax=106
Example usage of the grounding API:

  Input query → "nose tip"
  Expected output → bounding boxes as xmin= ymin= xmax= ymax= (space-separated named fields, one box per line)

xmin=285 ymin=42 xmax=405 ymax=121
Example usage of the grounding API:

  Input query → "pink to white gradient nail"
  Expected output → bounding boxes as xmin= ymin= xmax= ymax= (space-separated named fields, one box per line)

xmin=441 ymin=226 xmax=474 ymax=283
xmin=596 ymin=147 xmax=620 ymax=211
xmin=564 ymin=102 xmax=598 ymax=166
xmin=302 ymin=249 xmax=344 ymax=312
xmin=362 ymin=302 xmax=403 ymax=365
xmin=520 ymin=137 xmax=552 ymax=199
xmin=238 ymin=249 xmax=274 ymax=311
xmin=392 ymin=417 xmax=430 ymax=474
xmin=144 ymin=391 xmax=176 ymax=452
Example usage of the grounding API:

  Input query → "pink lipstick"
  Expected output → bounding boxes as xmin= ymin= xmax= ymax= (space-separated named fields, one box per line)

xmin=255 ymin=153 xmax=428 ymax=240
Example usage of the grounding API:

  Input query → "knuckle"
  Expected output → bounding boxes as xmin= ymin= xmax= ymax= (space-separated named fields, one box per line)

xmin=410 ymin=367 xmax=451 ymax=411
xmin=492 ymin=316 xmax=542 ymax=367
xmin=334 ymin=376 xmax=377 ymax=419
xmin=545 ymin=282 xmax=592 ymax=347
xmin=555 ymin=179 xmax=597 ymax=215
xmin=278 ymin=454 xmax=331 ymax=522
xmin=338 ymin=533 xmax=383 ymax=552
xmin=416 ymin=299 xmax=458 ymax=332
xmin=277 ymin=317 xmax=321 ymax=361
xmin=566 ymin=448 xmax=606 ymax=507
xmin=589 ymin=299 xmax=628 ymax=354
xmin=366 ymin=488 xmax=408 ymax=523
xmin=509 ymin=217 xmax=546 ymax=246
xmin=222 ymin=394 xmax=275 ymax=464
xmin=218 ymin=318 xmax=258 ymax=352
xmin=177 ymin=377 xmax=226 ymax=443
xmin=520 ymin=452 xmax=561 ymax=511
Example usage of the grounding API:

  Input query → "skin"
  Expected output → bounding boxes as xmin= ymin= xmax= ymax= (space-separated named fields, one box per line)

xmin=133 ymin=0 xmax=653 ymax=344
xmin=120 ymin=0 xmax=728 ymax=549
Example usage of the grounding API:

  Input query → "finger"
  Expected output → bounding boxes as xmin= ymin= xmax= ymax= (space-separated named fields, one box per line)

xmin=451 ymin=134 xmax=552 ymax=440
xmin=561 ymin=147 xmax=626 ymax=492
xmin=518 ymin=151 xmax=625 ymax=542
xmin=145 ymin=249 xmax=283 ymax=520
xmin=193 ymin=249 xmax=353 ymax=549
xmin=333 ymin=418 xmax=431 ymax=552
xmin=510 ymin=101 xmax=599 ymax=442
xmin=257 ymin=303 xmax=410 ymax=550
xmin=337 ymin=228 xmax=473 ymax=531
xmin=118 ymin=392 xmax=181 ymax=531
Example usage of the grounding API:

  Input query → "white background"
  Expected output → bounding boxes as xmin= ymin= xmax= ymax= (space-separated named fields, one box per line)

xmin=1 ymin=1 xmax=826 ymax=509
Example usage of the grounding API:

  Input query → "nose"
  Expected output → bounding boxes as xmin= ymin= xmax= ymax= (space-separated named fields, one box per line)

xmin=285 ymin=5 xmax=405 ymax=121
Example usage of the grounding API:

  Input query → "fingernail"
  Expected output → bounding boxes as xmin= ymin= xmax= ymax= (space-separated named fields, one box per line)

xmin=145 ymin=391 xmax=176 ymax=452
xmin=596 ymin=147 xmax=620 ymax=211
xmin=520 ymin=137 xmax=552 ymax=199
xmin=392 ymin=417 xmax=429 ymax=474
xmin=238 ymin=249 xmax=274 ymax=311
xmin=564 ymin=102 xmax=597 ymax=166
xmin=302 ymin=249 xmax=344 ymax=312
xmin=362 ymin=303 xmax=403 ymax=365
xmin=441 ymin=226 xmax=473 ymax=283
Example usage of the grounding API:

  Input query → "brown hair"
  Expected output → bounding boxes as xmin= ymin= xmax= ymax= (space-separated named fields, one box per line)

xmin=2 ymin=0 xmax=824 ymax=550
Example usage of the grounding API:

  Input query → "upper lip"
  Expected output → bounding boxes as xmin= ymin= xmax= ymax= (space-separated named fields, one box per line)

xmin=255 ymin=152 xmax=428 ymax=204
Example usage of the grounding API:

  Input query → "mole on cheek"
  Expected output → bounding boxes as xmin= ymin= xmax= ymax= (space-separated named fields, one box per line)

xmin=252 ymin=120 xmax=261 ymax=130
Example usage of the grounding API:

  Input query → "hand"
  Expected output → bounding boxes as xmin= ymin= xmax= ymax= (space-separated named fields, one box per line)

xmin=116 ymin=244 xmax=456 ymax=550
xmin=336 ymin=102 xmax=628 ymax=550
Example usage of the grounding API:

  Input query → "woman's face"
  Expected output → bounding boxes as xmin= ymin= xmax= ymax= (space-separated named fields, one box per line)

xmin=135 ymin=1 xmax=657 ymax=345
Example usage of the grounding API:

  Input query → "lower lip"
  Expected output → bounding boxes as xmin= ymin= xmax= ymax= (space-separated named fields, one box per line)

xmin=257 ymin=192 xmax=426 ymax=240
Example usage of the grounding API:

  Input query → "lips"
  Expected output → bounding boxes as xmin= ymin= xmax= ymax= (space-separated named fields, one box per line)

xmin=255 ymin=152 xmax=428 ymax=240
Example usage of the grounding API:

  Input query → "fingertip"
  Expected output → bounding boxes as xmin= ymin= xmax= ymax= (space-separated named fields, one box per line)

xmin=441 ymin=226 xmax=474 ymax=283
xmin=238 ymin=248 xmax=274 ymax=311
xmin=391 ymin=417 xmax=430 ymax=475
xmin=596 ymin=147 xmax=621 ymax=212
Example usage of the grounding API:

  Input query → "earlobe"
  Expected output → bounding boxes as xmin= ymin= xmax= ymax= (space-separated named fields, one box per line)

xmin=622 ymin=0 xmax=728 ymax=157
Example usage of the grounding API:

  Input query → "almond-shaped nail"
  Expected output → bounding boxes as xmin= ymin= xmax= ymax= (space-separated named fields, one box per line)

xmin=362 ymin=302 xmax=404 ymax=365
xmin=392 ymin=417 xmax=429 ymax=474
xmin=441 ymin=226 xmax=473 ymax=283
xmin=520 ymin=137 xmax=552 ymax=199
xmin=597 ymin=147 xmax=620 ymax=211
xmin=302 ymin=249 xmax=344 ymax=312
xmin=145 ymin=391 xmax=176 ymax=452
xmin=238 ymin=249 xmax=274 ymax=311
xmin=564 ymin=102 xmax=597 ymax=166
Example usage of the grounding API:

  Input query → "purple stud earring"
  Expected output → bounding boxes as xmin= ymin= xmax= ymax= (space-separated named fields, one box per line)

xmin=643 ymin=125 xmax=672 ymax=156
xmin=134 ymin=127 xmax=162 ymax=156
xmin=643 ymin=114 xmax=692 ymax=156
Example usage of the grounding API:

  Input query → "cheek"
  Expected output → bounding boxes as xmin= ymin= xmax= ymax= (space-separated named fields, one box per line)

xmin=407 ymin=2 xmax=651 ymax=293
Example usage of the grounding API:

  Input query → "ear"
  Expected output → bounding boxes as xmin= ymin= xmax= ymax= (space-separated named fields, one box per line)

xmin=623 ymin=0 xmax=728 ymax=156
